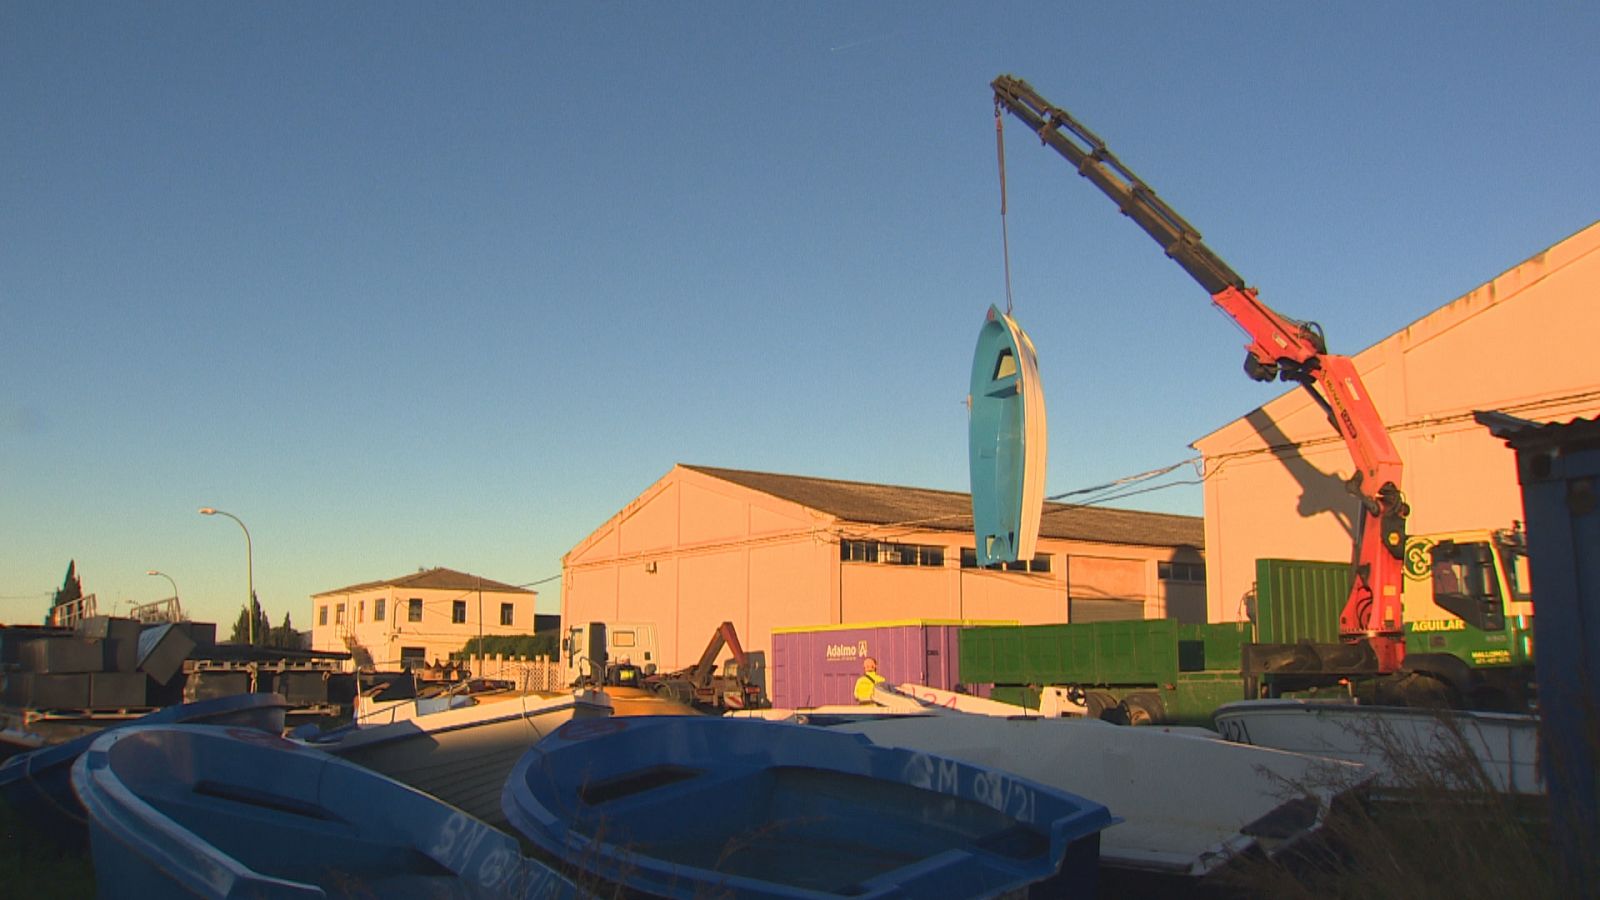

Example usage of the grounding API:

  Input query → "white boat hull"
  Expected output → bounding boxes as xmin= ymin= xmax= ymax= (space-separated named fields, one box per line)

xmin=322 ymin=689 xmax=611 ymax=827
xmin=1213 ymin=699 xmax=1542 ymax=794
xmin=831 ymin=712 xmax=1365 ymax=877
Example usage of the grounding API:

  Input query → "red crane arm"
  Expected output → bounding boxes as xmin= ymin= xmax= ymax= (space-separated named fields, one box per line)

xmin=992 ymin=75 xmax=1408 ymax=669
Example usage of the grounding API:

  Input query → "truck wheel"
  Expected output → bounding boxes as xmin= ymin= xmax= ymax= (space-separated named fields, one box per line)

xmin=1394 ymin=672 xmax=1460 ymax=710
xmin=1083 ymin=692 xmax=1119 ymax=722
xmin=1120 ymin=693 xmax=1164 ymax=727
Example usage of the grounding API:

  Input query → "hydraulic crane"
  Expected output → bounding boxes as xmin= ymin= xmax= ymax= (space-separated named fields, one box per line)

xmin=992 ymin=75 xmax=1410 ymax=673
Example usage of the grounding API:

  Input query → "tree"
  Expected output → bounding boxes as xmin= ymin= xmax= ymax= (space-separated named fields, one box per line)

xmin=228 ymin=592 xmax=270 ymax=645
xmin=269 ymin=611 xmax=298 ymax=649
xmin=50 ymin=560 xmax=82 ymax=607
xmin=44 ymin=560 xmax=85 ymax=625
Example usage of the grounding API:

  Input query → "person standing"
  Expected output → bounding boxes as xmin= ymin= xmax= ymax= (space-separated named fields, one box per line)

xmin=854 ymin=656 xmax=885 ymax=704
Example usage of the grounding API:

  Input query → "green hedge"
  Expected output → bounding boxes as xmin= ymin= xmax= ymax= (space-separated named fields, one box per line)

xmin=451 ymin=633 xmax=558 ymax=661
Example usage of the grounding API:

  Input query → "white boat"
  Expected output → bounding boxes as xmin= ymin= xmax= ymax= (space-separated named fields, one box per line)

xmin=305 ymin=686 xmax=612 ymax=827
xmin=1212 ymin=699 xmax=1542 ymax=794
xmin=732 ymin=681 xmax=1079 ymax=723
xmin=828 ymin=711 xmax=1366 ymax=878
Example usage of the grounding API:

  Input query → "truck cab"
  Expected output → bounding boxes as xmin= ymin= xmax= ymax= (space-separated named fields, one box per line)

xmin=1400 ymin=526 xmax=1535 ymax=709
xmin=561 ymin=622 xmax=659 ymax=687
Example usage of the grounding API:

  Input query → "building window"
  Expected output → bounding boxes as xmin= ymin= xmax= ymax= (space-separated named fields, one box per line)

xmin=841 ymin=540 xmax=878 ymax=563
xmin=357 ymin=600 xmax=364 ymax=622
xmin=841 ymin=541 xmax=945 ymax=567
xmin=318 ymin=605 xmax=328 ymax=626
xmin=335 ymin=603 xmax=344 ymax=624
xmin=400 ymin=646 xmax=427 ymax=669
xmin=1159 ymin=561 xmax=1206 ymax=583
xmin=452 ymin=600 xmax=467 ymax=624
xmin=500 ymin=603 xmax=514 ymax=626
xmin=408 ymin=598 xmax=423 ymax=622
xmin=374 ymin=598 xmax=386 ymax=621
xmin=961 ymin=549 xmax=1052 ymax=572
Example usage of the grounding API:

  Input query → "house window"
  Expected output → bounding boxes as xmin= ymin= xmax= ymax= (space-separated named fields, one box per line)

xmin=318 ymin=605 xmax=328 ymax=626
xmin=400 ymin=646 xmax=427 ymax=669
xmin=335 ymin=603 xmax=344 ymax=624
xmin=452 ymin=600 xmax=467 ymax=624
xmin=500 ymin=603 xmax=514 ymax=626
xmin=1159 ymin=561 xmax=1206 ymax=582
xmin=408 ymin=598 xmax=423 ymax=622
xmin=357 ymin=600 xmax=364 ymax=622
xmin=374 ymin=598 xmax=386 ymax=621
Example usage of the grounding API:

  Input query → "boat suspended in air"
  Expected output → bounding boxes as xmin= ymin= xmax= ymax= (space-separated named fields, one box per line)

xmin=968 ymin=304 xmax=1047 ymax=566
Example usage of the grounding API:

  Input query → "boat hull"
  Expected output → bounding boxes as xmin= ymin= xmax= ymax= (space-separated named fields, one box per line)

xmin=319 ymin=689 xmax=609 ymax=827
xmin=72 ymin=724 xmax=578 ymax=899
xmin=832 ymin=712 xmax=1364 ymax=877
xmin=0 ymin=692 xmax=291 ymax=850
xmin=968 ymin=305 xmax=1047 ymax=566
xmin=1213 ymin=699 xmax=1542 ymax=794
xmin=503 ymin=715 xmax=1114 ymax=899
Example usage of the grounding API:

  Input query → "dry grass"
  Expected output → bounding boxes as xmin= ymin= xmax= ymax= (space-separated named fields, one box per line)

xmin=1212 ymin=707 xmax=1585 ymax=900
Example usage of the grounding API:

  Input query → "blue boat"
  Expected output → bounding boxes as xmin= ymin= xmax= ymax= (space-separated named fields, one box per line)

xmin=968 ymin=304 xmax=1048 ymax=566
xmin=502 ymin=715 xmax=1114 ymax=899
xmin=72 ymin=723 xmax=583 ymax=899
xmin=0 ymin=692 xmax=291 ymax=850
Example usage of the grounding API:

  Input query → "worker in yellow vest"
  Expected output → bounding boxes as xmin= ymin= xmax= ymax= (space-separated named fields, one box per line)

xmin=854 ymin=656 xmax=885 ymax=704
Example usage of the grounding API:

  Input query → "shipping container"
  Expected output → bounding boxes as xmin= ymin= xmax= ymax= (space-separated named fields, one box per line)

xmin=770 ymin=620 xmax=1011 ymax=709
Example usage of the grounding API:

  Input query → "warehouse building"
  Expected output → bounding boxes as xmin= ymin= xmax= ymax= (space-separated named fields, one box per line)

xmin=1193 ymin=221 xmax=1600 ymax=621
xmin=561 ymin=465 xmax=1204 ymax=673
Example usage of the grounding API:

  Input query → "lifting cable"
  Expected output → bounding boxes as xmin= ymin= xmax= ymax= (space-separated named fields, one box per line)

xmin=994 ymin=101 xmax=1015 ymax=315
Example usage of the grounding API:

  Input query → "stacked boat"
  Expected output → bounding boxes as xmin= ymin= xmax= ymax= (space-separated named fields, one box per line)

xmin=296 ymin=684 xmax=612 ymax=828
xmin=7 ymin=674 xmax=1418 ymax=898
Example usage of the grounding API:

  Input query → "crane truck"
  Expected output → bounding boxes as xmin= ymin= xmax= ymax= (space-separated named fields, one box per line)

xmin=987 ymin=76 xmax=1534 ymax=712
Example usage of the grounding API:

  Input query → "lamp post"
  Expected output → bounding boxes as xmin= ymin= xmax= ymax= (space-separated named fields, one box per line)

xmin=145 ymin=569 xmax=179 ymax=602
xmin=199 ymin=507 xmax=255 ymax=645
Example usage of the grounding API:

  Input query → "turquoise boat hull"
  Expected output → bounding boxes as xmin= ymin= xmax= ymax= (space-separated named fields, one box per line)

xmin=73 ymin=724 xmax=581 ymax=899
xmin=0 ymin=692 xmax=290 ymax=851
xmin=969 ymin=305 xmax=1048 ymax=566
xmin=502 ymin=715 xmax=1112 ymax=899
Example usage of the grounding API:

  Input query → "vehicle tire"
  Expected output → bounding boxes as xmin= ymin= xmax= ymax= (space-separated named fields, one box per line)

xmin=1120 ymin=693 xmax=1165 ymax=727
xmin=1083 ymin=691 xmax=1119 ymax=722
xmin=1394 ymin=672 xmax=1460 ymax=710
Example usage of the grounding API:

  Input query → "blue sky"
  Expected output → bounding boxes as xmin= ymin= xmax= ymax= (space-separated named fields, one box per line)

xmin=4 ymin=3 xmax=1596 ymax=628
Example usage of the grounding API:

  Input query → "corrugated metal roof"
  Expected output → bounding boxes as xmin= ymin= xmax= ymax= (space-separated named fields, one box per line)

xmin=683 ymin=465 xmax=1204 ymax=549
xmin=313 ymin=567 xmax=532 ymax=598
xmin=1477 ymin=410 xmax=1600 ymax=451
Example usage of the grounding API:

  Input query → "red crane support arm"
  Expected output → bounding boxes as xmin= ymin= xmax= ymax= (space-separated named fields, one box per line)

xmin=992 ymin=75 xmax=1409 ymax=669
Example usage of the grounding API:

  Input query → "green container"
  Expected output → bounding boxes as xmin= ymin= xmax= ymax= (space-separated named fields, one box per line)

xmin=960 ymin=619 xmax=1253 ymax=688
xmin=1253 ymin=559 xmax=1350 ymax=645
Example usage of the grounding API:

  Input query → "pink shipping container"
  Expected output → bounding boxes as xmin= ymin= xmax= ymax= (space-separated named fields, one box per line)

xmin=770 ymin=620 xmax=1013 ymax=709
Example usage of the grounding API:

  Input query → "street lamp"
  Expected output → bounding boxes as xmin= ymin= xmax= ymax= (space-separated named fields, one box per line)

xmin=199 ymin=507 xmax=255 ymax=646
xmin=145 ymin=569 xmax=179 ymax=601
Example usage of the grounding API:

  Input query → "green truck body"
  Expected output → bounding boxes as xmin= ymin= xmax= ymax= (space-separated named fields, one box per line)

xmin=960 ymin=619 xmax=1252 ymax=726
xmin=960 ymin=551 xmax=1536 ymax=725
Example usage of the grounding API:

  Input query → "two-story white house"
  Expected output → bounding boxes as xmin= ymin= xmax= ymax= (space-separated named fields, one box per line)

xmin=309 ymin=567 xmax=537 ymax=670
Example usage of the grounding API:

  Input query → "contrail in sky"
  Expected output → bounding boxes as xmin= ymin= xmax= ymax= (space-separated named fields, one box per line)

xmin=829 ymin=31 xmax=901 ymax=53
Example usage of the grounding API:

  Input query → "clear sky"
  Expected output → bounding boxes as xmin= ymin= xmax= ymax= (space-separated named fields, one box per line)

xmin=4 ymin=3 xmax=1596 ymax=629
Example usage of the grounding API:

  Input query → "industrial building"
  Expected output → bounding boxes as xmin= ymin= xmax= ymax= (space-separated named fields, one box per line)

xmin=561 ymin=465 xmax=1205 ymax=673
xmin=309 ymin=567 xmax=538 ymax=669
xmin=1194 ymin=221 xmax=1600 ymax=622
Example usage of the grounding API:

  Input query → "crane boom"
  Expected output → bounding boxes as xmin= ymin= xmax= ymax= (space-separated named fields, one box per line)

xmin=993 ymin=75 xmax=1410 ymax=671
